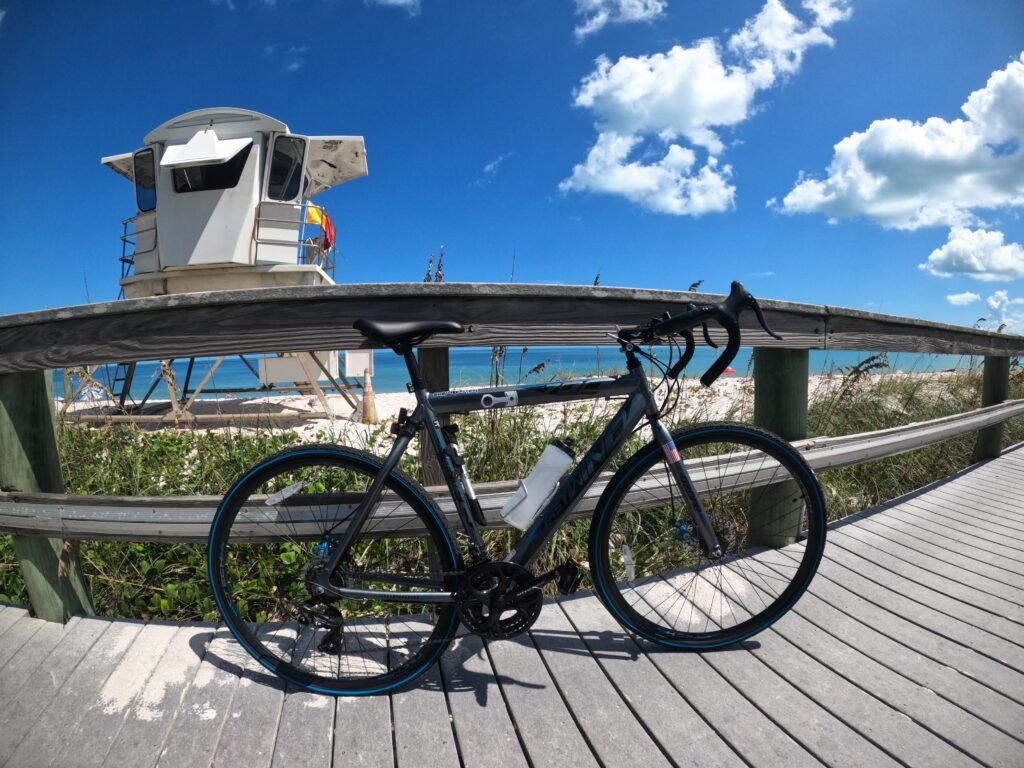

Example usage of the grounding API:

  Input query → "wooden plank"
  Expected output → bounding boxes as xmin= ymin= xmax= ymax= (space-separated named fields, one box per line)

xmin=156 ymin=627 xmax=256 ymax=767
xmin=784 ymin=547 xmax=1024 ymax=675
xmin=51 ymin=622 xmax=179 ymax=768
xmin=5 ymin=619 xmax=142 ymax=767
xmin=932 ymin=477 xmax=1024 ymax=522
xmin=895 ymin=497 xmax=1024 ymax=555
xmin=0 ymin=614 xmax=43 ymax=670
xmin=269 ymin=628 xmax=336 ymax=768
xmin=103 ymin=625 xmax=216 ymax=768
xmin=485 ymin=633 xmax=600 ymax=768
xmin=333 ymin=695 xmax=393 ymax=768
xmin=778 ymin=559 xmax=1024 ymax=738
xmin=0 ymin=604 xmax=28 ymax=636
xmin=844 ymin=511 xmax=1024 ymax=603
xmin=864 ymin=503 xmax=1024 ymax=584
xmin=821 ymin=540 xmax=1024 ymax=645
xmin=389 ymin=615 xmax=460 ymax=768
xmin=633 ymin=567 xmax=937 ymax=767
xmin=0 ymin=615 xmax=108 ymax=764
xmin=787 ymin=547 xmax=1024 ymax=703
xmin=556 ymin=594 xmax=742 ymax=767
xmin=834 ymin=510 xmax=1024 ymax=604
xmin=210 ymin=624 xmax=295 ymax=768
xmin=438 ymin=632 xmax=530 ymax=768
xmin=904 ymin=485 xmax=1024 ymax=537
xmin=737 ymin=552 xmax=1023 ymax=767
xmin=827 ymin=526 xmax=1024 ymax=623
xmin=636 ymin=639 xmax=822 ymax=767
xmin=332 ymin=616 xmax=394 ymax=768
xmin=527 ymin=600 xmax=672 ymax=768
xmin=878 ymin=504 xmax=1024 ymax=574
xmin=0 ymin=616 xmax=79 ymax=707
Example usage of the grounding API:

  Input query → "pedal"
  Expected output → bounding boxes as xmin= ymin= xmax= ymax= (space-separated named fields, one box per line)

xmin=556 ymin=559 xmax=583 ymax=595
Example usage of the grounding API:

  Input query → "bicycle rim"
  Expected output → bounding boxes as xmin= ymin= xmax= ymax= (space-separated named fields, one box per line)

xmin=208 ymin=445 xmax=460 ymax=695
xmin=590 ymin=423 xmax=826 ymax=648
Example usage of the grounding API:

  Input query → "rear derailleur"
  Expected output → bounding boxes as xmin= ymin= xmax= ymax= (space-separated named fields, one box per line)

xmin=298 ymin=598 xmax=345 ymax=655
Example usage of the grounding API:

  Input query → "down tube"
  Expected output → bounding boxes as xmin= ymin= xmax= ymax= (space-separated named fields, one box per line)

xmin=509 ymin=390 xmax=651 ymax=566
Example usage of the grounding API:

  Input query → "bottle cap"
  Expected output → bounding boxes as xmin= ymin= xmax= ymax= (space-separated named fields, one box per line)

xmin=551 ymin=438 xmax=576 ymax=458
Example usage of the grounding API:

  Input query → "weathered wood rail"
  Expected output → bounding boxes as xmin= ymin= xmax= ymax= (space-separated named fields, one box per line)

xmin=2 ymin=283 xmax=1023 ymax=374
xmin=1 ymin=282 xmax=1024 ymax=622
xmin=4 ymin=398 xmax=1024 ymax=541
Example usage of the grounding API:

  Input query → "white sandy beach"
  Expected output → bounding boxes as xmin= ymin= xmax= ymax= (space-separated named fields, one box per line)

xmin=60 ymin=370 xmax=960 ymax=446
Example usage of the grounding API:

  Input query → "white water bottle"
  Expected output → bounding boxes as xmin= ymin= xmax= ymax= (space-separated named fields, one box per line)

xmin=500 ymin=440 xmax=574 ymax=531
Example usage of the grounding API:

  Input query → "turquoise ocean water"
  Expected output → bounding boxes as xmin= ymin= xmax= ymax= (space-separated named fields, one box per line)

xmin=53 ymin=346 xmax=980 ymax=402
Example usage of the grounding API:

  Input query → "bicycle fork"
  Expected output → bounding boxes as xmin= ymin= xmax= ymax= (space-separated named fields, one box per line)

xmin=649 ymin=418 xmax=723 ymax=559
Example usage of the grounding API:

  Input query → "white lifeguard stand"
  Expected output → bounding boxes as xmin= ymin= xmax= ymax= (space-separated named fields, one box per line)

xmin=96 ymin=107 xmax=369 ymax=416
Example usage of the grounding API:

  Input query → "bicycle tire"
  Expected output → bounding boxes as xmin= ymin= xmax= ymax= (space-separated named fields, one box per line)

xmin=208 ymin=444 xmax=461 ymax=695
xmin=589 ymin=422 xmax=826 ymax=649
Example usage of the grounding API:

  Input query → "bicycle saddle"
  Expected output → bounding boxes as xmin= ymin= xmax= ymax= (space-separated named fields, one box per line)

xmin=353 ymin=318 xmax=465 ymax=350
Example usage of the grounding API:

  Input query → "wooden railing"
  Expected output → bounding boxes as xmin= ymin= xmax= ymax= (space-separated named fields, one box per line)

xmin=2 ymin=282 xmax=1023 ymax=621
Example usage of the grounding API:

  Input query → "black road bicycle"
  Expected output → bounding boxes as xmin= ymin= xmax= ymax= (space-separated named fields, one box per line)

xmin=208 ymin=281 xmax=827 ymax=695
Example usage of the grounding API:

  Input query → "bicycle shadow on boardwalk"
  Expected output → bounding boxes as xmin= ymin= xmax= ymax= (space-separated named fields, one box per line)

xmin=194 ymin=607 xmax=758 ymax=706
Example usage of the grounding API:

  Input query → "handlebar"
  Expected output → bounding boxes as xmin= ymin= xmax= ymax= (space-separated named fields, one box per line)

xmin=618 ymin=281 xmax=782 ymax=387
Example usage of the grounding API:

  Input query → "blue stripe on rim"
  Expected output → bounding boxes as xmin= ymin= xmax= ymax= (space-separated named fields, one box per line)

xmin=208 ymin=448 xmax=458 ymax=695
xmin=592 ymin=427 xmax=827 ymax=649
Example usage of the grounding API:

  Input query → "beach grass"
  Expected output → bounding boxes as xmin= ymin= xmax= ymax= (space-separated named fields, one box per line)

xmin=2 ymin=361 xmax=1022 ymax=620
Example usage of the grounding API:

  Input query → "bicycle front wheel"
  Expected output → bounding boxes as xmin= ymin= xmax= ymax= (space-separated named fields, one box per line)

xmin=590 ymin=423 xmax=826 ymax=649
xmin=208 ymin=444 xmax=461 ymax=695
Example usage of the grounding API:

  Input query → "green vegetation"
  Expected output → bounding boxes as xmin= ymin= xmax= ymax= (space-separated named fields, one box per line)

xmin=2 ymin=360 xmax=1022 ymax=620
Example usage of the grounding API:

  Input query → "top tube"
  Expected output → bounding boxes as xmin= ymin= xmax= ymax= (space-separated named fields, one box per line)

xmin=427 ymin=375 xmax=638 ymax=415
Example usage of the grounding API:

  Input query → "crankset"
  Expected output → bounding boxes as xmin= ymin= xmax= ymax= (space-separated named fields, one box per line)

xmin=456 ymin=562 xmax=543 ymax=640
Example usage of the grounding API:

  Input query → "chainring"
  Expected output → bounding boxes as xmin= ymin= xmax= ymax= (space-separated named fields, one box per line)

xmin=455 ymin=561 xmax=542 ymax=640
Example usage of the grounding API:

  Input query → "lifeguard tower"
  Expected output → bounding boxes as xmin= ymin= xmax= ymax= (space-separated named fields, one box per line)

xmin=91 ymin=107 xmax=371 ymax=417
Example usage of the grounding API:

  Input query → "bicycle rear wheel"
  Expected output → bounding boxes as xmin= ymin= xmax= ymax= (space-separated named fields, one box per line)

xmin=590 ymin=423 xmax=826 ymax=648
xmin=208 ymin=444 xmax=461 ymax=695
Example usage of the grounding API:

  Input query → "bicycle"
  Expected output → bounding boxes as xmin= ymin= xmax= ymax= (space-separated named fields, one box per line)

xmin=208 ymin=281 xmax=827 ymax=695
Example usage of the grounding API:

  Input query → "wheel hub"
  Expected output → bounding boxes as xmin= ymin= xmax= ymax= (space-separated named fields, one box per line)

xmin=456 ymin=561 xmax=542 ymax=640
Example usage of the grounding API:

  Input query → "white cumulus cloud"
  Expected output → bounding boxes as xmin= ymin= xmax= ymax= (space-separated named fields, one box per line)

xmin=780 ymin=53 xmax=1024 ymax=230
xmin=919 ymin=227 xmax=1024 ymax=282
xmin=984 ymin=289 xmax=1024 ymax=331
xmin=0 ymin=8 xmax=7 ymax=27
xmin=562 ymin=0 xmax=851 ymax=215
xmin=946 ymin=291 xmax=980 ymax=306
xmin=574 ymin=0 xmax=667 ymax=40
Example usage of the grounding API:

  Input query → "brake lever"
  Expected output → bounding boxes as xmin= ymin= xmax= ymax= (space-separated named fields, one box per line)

xmin=749 ymin=297 xmax=782 ymax=341
xmin=701 ymin=322 xmax=718 ymax=349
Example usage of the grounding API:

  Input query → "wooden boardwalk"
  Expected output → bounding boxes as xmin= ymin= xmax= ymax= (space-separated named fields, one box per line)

xmin=3 ymin=451 xmax=1024 ymax=767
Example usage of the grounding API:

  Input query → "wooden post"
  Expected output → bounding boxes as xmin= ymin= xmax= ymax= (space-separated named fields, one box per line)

xmin=418 ymin=347 xmax=450 ymax=487
xmin=750 ymin=348 xmax=809 ymax=548
xmin=973 ymin=355 xmax=1010 ymax=461
xmin=0 ymin=370 xmax=94 ymax=621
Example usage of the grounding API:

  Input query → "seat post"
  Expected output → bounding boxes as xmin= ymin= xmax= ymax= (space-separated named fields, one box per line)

xmin=402 ymin=349 xmax=426 ymax=391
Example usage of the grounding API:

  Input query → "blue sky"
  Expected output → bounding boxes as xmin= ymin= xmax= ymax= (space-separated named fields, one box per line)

xmin=1 ymin=0 xmax=1022 ymax=329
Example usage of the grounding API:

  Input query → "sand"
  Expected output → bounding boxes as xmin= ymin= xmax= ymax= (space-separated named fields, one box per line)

xmin=59 ymin=370 xmax=959 ymax=445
